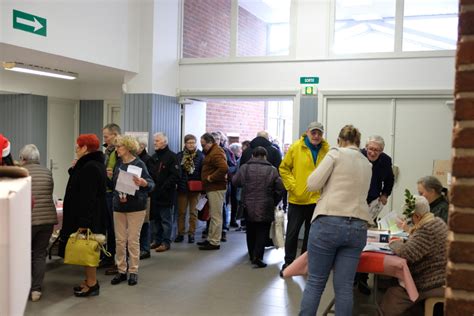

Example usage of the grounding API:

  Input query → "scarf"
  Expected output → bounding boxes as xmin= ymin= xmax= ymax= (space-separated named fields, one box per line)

xmin=409 ymin=212 xmax=435 ymax=234
xmin=182 ymin=148 xmax=196 ymax=175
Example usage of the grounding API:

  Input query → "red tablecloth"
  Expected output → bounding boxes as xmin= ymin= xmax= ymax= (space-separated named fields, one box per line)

xmin=283 ymin=251 xmax=419 ymax=302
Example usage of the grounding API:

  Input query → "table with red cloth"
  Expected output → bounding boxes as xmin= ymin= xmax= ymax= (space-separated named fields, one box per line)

xmin=282 ymin=251 xmax=419 ymax=314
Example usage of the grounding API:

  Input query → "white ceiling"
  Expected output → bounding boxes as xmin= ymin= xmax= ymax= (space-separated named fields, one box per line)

xmin=0 ymin=43 xmax=133 ymax=85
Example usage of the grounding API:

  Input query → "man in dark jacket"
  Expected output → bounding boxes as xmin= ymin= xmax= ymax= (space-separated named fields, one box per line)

xmin=240 ymin=131 xmax=282 ymax=169
xmin=149 ymin=132 xmax=180 ymax=253
xmin=137 ymin=136 xmax=153 ymax=259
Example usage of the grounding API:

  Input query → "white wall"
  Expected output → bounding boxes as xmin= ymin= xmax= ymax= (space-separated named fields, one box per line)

xmin=2 ymin=0 xmax=139 ymax=72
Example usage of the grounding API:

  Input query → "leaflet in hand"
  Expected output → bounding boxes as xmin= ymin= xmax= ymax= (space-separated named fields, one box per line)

xmin=378 ymin=210 xmax=403 ymax=234
xmin=115 ymin=169 xmax=139 ymax=195
xmin=368 ymin=199 xmax=384 ymax=222
xmin=196 ymin=194 xmax=208 ymax=211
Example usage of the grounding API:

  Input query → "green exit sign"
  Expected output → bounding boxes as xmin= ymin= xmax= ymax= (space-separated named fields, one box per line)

xmin=300 ymin=77 xmax=319 ymax=84
xmin=13 ymin=10 xmax=47 ymax=37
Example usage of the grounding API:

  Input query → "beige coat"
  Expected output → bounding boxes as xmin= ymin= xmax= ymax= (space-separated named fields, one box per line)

xmin=307 ymin=146 xmax=372 ymax=222
xmin=24 ymin=162 xmax=58 ymax=226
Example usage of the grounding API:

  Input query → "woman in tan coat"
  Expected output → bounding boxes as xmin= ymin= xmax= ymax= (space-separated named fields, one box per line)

xmin=19 ymin=144 xmax=58 ymax=302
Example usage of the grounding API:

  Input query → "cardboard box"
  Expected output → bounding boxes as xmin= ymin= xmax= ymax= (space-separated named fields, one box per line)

xmin=0 ymin=175 xmax=31 ymax=316
xmin=432 ymin=160 xmax=451 ymax=187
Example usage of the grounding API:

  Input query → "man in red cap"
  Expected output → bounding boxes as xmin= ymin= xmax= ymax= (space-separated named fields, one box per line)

xmin=0 ymin=134 xmax=14 ymax=166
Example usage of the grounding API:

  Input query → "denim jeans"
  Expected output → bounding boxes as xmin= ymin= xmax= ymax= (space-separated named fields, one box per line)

xmin=299 ymin=215 xmax=367 ymax=316
xmin=152 ymin=206 xmax=173 ymax=247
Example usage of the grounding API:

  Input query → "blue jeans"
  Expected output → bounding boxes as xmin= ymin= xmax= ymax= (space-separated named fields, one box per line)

xmin=152 ymin=206 xmax=173 ymax=247
xmin=299 ymin=216 xmax=367 ymax=316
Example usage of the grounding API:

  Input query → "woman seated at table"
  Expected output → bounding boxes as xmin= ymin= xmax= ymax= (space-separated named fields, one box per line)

xmin=380 ymin=195 xmax=448 ymax=316
xmin=299 ymin=125 xmax=372 ymax=316
xmin=417 ymin=175 xmax=449 ymax=223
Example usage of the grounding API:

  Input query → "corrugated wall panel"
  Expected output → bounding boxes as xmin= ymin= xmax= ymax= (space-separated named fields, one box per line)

xmin=152 ymin=94 xmax=180 ymax=152
xmin=123 ymin=94 xmax=153 ymax=149
xmin=299 ymin=96 xmax=318 ymax=135
xmin=80 ymin=100 xmax=104 ymax=139
xmin=0 ymin=94 xmax=47 ymax=166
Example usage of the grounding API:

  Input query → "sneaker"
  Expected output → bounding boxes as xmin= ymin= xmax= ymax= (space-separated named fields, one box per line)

xmin=174 ymin=235 xmax=184 ymax=243
xmin=358 ymin=279 xmax=372 ymax=296
xmin=140 ymin=251 xmax=151 ymax=260
xmin=111 ymin=273 xmax=127 ymax=285
xmin=199 ymin=243 xmax=220 ymax=250
xmin=197 ymin=240 xmax=209 ymax=246
xmin=188 ymin=235 xmax=195 ymax=243
xmin=280 ymin=262 xmax=290 ymax=278
xmin=221 ymin=231 xmax=227 ymax=242
xmin=128 ymin=273 xmax=138 ymax=286
xmin=155 ymin=244 xmax=170 ymax=252
xmin=31 ymin=291 xmax=41 ymax=302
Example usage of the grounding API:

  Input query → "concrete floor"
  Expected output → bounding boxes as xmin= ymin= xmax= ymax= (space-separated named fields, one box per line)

xmin=24 ymin=225 xmax=377 ymax=316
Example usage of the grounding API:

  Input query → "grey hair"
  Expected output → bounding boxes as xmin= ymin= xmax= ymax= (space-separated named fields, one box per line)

xmin=414 ymin=195 xmax=430 ymax=216
xmin=417 ymin=176 xmax=444 ymax=195
xmin=136 ymin=135 xmax=148 ymax=148
xmin=257 ymin=131 xmax=269 ymax=140
xmin=103 ymin=123 xmax=121 ymax=135
xmin=154 ymin=132 xmax=168 ymax=144
xmin=229 ymin=143 xmax=242 ymax=154
xmin=19 ymin=144 xmax=40 ymax=162
xmin=366 ymin=135 xmax=385 ymax=150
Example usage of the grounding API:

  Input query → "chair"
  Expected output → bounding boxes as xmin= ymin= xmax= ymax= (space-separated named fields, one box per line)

xmin=424 ymin=297 xmax=444 ymax=316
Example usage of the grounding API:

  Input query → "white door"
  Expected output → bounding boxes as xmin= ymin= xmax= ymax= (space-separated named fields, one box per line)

xmin=183 ymin=100 xmax=207 ymax=150
xmin=47 ymin=98 xmax=79 ymax=199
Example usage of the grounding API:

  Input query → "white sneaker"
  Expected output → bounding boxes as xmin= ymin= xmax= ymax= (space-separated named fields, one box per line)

xmin=31 ymin=291 xmax=41 ymax=302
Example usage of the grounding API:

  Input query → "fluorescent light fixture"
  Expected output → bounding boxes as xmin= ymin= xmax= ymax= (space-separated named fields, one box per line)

xmin=2 ymin=62 xmax=78 ymax=80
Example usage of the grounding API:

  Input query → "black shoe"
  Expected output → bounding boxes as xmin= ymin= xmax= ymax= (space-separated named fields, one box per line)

xmin=140 ymin=251 xmax=150 ymax=260
xmin=188 ymin=235 xmax=195 ymax=243
xmin=174 ymin=235 xmax=184 ymax=243
xmin=199 ymin=243 xmax=220 ymax=250
xmin=111 ymin=273 xmax=127 ymax=285
xmin=128 ymin=273 xmax=138 ymax=286
xmin=221 ymin=232 xmax=227 ymax=242
xmin=201 ymin=230 xmax=208 ymax=239
xmin=73 ymin=280 xmax=86 ymax=292
xmin=230 ymin=222 xmax=239 ymax=228
xmin=358 ymin=279 xmax=372 ymax=296
xmin=280 ymin=262 xmax=290 ymax=278
xmin=74 ymin=282 xmax=100 ymax=297
xmin=197 ymin=240 xmax=209 ymax=246
xmin=252 ymin=259 xmax=267 ymax=268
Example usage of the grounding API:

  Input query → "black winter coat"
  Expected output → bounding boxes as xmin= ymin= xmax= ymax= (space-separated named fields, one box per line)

xmin=232 ymin=158 xmax=284 ymax=222
xmin=361 ymin=149 xmax=395 ymax=204
xmin=176 ymin=149 xmax=204 ymax=192
xmin=149 ymin=146 xmax=180 ymax=208
xmin=59 ymin=151 xmax=107 ymax=257
xmin=240 ymin=136 xmax=282 ymax=170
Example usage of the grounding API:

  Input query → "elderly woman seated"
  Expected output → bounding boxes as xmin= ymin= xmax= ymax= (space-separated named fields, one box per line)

xmin=380 ymin=196 xmax=448 ymax=316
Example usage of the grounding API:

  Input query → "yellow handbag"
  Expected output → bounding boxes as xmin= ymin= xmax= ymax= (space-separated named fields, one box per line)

xmin=64 ymin=229 xmax=110 ymax=267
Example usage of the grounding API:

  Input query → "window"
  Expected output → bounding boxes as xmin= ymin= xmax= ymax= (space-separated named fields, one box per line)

xmin=333 ymin=0 xmax=458 ymax=55
xmin=182 ymin=0 xmax=292 ymax=59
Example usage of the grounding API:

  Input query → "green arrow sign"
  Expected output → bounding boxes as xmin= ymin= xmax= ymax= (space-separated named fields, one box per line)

xmin=300 ymin=77 xmax=319 ymax=84
xmin=13 ymin=10 xmax=47 ymax=37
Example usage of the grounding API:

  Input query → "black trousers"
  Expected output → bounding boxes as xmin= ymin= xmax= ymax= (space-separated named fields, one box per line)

xmin=31 ymin=224 xmax=54 ymax=291
xmin=246 ymin=221 xmax=271 ymax=261
xmin=229 ymin=182 xmax=238 ymax=224
xmin=105 ymin=192 xmax=116 ymax=259
xmin=284 ymin=203 xmax=315 ymax=264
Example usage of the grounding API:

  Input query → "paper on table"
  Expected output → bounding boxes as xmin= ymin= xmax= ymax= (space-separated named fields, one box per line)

xmin=378 ymin=210 xmax=403 ymax=234
xmin=127 ymin=165 xmax=142 ymax=177
xmin=115 ymin=169 xmax=139 ymax=195
xmin=363 ymin=243 xmax=394 ymax=254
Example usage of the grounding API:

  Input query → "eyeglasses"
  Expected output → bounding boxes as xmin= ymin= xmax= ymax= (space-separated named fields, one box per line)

xmin=367 ymin=146 xmax=382 ymax=153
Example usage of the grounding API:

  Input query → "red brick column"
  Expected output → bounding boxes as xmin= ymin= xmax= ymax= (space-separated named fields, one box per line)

xmin=446 ymin=1 xmax=474 ymax=314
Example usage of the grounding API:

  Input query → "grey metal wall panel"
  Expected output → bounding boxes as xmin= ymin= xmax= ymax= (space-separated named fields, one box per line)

xmin=299 ymin=96 xmax=318 ymax=135
xmin=152 ymin=94 xmax=180 ymax=152
xmin=80 ymin=100 xmax=104 ymax=139
xmin=0 ymin=94 xmax=47 ymax=166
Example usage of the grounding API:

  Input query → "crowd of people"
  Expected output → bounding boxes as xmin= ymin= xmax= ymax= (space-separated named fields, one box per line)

xmin=0 ymin=120 xmax=450 ymax=314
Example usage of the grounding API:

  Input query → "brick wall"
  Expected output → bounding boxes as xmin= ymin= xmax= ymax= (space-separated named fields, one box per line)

xmin=446 ymin=1 xmax=474 ymax=314
xmin=237 ymin=7 xmax=267 ymax=56
xmin=183 ymin=0 xmax=231 ymax=58
xmin=206 ymin=101 xmax=265 ymax=142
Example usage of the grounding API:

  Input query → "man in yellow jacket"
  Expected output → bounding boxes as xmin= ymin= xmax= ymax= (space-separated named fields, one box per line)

xmin=279 ymin=121 xmax=330 ymax=275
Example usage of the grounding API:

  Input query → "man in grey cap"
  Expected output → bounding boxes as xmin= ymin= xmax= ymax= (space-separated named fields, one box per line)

xmin=279 ymin=121 xmax=330 ymax=275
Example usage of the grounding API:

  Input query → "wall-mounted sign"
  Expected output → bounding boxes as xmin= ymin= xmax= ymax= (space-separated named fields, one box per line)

xmin=13 ymin=10 xmax=47 ymax=37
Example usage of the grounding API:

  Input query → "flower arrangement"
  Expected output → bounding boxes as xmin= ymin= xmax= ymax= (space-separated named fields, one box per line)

xmin=402 ymin=189 xmax=416 ymax=218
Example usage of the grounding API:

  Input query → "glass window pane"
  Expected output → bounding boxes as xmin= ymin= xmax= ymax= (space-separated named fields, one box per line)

xmin=183 ymin=0 xmax=231 ymax=58
xmin=403 ymin=0 xmax=458 ymax=51
xmin=334 ymin=0 xmax=396 ymax=54
xmin=238 ymin=0 xmax=291 ymax=57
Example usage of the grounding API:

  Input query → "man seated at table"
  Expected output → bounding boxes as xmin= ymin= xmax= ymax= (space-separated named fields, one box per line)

xmin=380 ymin=195 xmax=448 ymax=316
